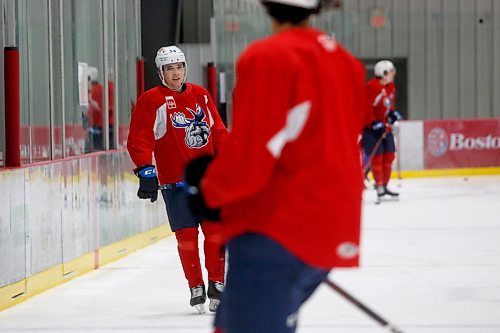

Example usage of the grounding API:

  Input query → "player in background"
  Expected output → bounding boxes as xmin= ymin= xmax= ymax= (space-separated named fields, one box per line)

xmin=183 ymin=0 xmax=365 ymax=332
xmin=127 ymin=46 xmax=228 ymax=314
xmin=362 ymin=60 xmax=402 ymax=202
xmin=86 ymin=66 xmax=115 ymax=152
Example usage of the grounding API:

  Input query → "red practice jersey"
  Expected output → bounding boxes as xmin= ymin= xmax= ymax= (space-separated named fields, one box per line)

xmin=88 ymin=82 xmax=115 ymax=128
xmin=202 ymin=28 xmax=366 ymax=270
xmin=365 ymin=78 xmax=396 ymax=126
xmin=127 ymin=83 xmax=227 ymax=184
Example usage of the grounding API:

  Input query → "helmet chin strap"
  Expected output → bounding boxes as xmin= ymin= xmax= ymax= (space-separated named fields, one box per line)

xmin=164 ymin=81 xmax=185 ymax=92
xmin=378 ymin=73 xmax=393 ymax=86
xmin=158 ymin=66 xmax=187 ymax=91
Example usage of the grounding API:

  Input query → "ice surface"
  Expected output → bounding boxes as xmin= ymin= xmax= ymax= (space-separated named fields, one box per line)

xmin=0 ymin=175 xmax=499 ymax=333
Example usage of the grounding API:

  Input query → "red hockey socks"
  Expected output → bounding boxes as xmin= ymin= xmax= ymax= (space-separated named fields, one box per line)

xmin=175 ymin=227 xmax=203 ymax=288
xmin=201 ymin=222 xmax=225 ymax=283
xmin=371 ymin=154 xmax=384 ymax=186
xmin=382 ymin=152 xmax=395 ymax=185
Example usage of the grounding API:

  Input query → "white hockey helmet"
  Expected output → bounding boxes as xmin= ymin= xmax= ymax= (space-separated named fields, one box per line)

xmin=261 ymin=0 xmax=321 ymax=9
xmin=88 ymin=66 xmax=99 ymax=82
xmin=155 ymin=46 xmax=187 ymax=88
xmin=374 ymin=60 xmax=396 ymax=78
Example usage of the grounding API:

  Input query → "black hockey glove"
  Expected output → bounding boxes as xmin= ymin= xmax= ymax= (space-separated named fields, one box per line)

xmin=371 ymin=121 xmax=386 ymax=138
xmin=184 ymin=155 xmax=220 ymax=221
xmin=386 ymin=110 xmax=402 ymax=125
xmin=134 ymin=164 xmax=159 ymax=203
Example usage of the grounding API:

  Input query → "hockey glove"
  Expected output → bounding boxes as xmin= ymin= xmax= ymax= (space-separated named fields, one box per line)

xmin=184 ymin=155 xmax=220 ymax=221
xmin=371 ymin=121 xmax=386 ymax=138
xmin=134 ymin=164 xmax=159 ymax=203
xmin=386 ymin=110 xmax=402 ymax=125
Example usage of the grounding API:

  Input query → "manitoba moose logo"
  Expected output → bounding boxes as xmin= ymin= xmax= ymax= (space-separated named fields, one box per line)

xmin=170 ymin=104 xmax=210 ymax=148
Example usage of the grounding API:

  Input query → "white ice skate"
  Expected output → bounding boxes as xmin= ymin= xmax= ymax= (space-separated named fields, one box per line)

xmin=208 ymin=281 xmax=224 ymax=312
xmin=208 ymin=299 xmax=220 ymax=312
xmin=190 ymin=284 xmax=206 ymax=314
xmin=375 ymin=185 xmax=399 ymax=205
xmin=193 ymin=303 xmax=205 ymax=314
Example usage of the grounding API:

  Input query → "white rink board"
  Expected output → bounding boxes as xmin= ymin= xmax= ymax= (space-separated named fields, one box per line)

xmin=397 ymin=120 xmax=424 ymax=171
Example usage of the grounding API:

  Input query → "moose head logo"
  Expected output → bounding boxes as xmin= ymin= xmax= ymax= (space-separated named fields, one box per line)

xmin=170 ymin=104 xmax=211 ymax=148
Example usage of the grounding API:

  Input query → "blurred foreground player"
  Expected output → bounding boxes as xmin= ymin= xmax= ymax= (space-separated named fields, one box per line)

xmin=184 ymin=0 xmax=366 ymax=331
xmin=127 ymin=45 xmax=228 ymax=314
xmin=362 ymin=60 xmax=402 ymax=203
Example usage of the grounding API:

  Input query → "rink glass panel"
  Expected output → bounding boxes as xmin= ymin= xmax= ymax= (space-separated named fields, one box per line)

xmin=212 ymin=0 xmax=500 ymax=123
xmin=66 ymin=0 xmax=105 ymax=156
xmin=18 ymin=0 xmax=51 ymax=163
xmin=7 ymin=0 xmax=140 ymax=165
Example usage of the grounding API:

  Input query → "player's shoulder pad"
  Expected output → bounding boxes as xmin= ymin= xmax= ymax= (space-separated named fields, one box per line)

xmin=137 ymin=86 xmax=169 ymax=108
xmin=244 ymin=34 xmax=289 ymax=57
xmin=188 ymin=83 xmax=209 ymax=95
xmin=139 ymin=86 xmax=161 ymax=100
xmin=238 ymin=38 xmax=297 ymax=73
xmin=366 ymin=77 xmax=380 ymax=87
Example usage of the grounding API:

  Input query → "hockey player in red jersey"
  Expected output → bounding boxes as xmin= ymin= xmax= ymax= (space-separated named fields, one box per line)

xmin=362 ymin=60 xmax=402 ymax=203
xmin=127 ymin=46 xmax=228 ymax=314
xmin=183 ymin=1 xmax=365 ymax=332
xmin=86 ymin=67 xmax=115 ymax=151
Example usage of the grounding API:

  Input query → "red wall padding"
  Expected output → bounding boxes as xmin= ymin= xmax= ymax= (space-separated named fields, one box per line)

xmin=4 ymin=47 xmax=21 ymax=167
xmin=207 ymin=62 xmax=217 ymax=105
xmin=136 ymin=58 xmax=144 ymax=99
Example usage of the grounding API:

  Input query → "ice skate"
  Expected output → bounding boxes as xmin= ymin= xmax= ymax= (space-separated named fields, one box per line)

xmin=190 ymin=284 xmax=206 ymax=314
xmin=375 ymin=185 xmax=385 ymax=204
xmin=207 ymin=281 xmax=224 ymax=312
xmin=383 ymin=185 xmax=399 ymax=197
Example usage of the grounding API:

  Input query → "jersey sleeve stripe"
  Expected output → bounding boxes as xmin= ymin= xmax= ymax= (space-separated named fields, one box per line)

xmin=153 ymin=103 xmax=167 ymax=140
xmin=266 ymin=100 xmax=311 ymax=158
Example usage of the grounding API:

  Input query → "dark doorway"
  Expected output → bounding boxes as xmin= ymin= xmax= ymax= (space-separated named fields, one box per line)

xmin=141 ymin=0 xmax=180 ymax=90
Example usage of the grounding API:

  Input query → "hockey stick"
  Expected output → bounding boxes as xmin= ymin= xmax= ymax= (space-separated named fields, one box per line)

xmin=362 ymin=130 xmax=387 ymax=176
xmin=325 ymin=279 xmax=405 ymax=333
xmin=393 ymin=122 xmax=402 ymax=182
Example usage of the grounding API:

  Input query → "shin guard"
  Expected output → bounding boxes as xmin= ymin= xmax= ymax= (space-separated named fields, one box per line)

xmin=371 ymin=154 xmax=384 ymax=186
xmin=201 ymin=222 xmax=225 ymax=283
xmin=175 ymin=227 xmax=203 ymax=288
xmin=382 ymin=152 xmax=395 ymax=185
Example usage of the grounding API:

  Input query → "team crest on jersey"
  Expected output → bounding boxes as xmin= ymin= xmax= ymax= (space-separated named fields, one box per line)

xmin=380 ymin=89 xmax=393 ymax=109
xmin=166 ymin=96 xmax=177 ymax=109
xmin=170 ymin=104 xmax=211 ymax=148
xmin=383 ymin=97 xmax=391 ymax=109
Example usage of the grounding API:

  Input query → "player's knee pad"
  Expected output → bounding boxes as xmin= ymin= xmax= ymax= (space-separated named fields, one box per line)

xmin=200 ymin=222 xmax=223 ymax=244
xmin=383 ymin=152 xmax=395 ymax=165
xmin=371 ymin=155 xmax=385 ymax=185
xmin=175 ymin=227 xmax=199 ymax=251
xmin=371 ymin=154 xmax=383 ymax=168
